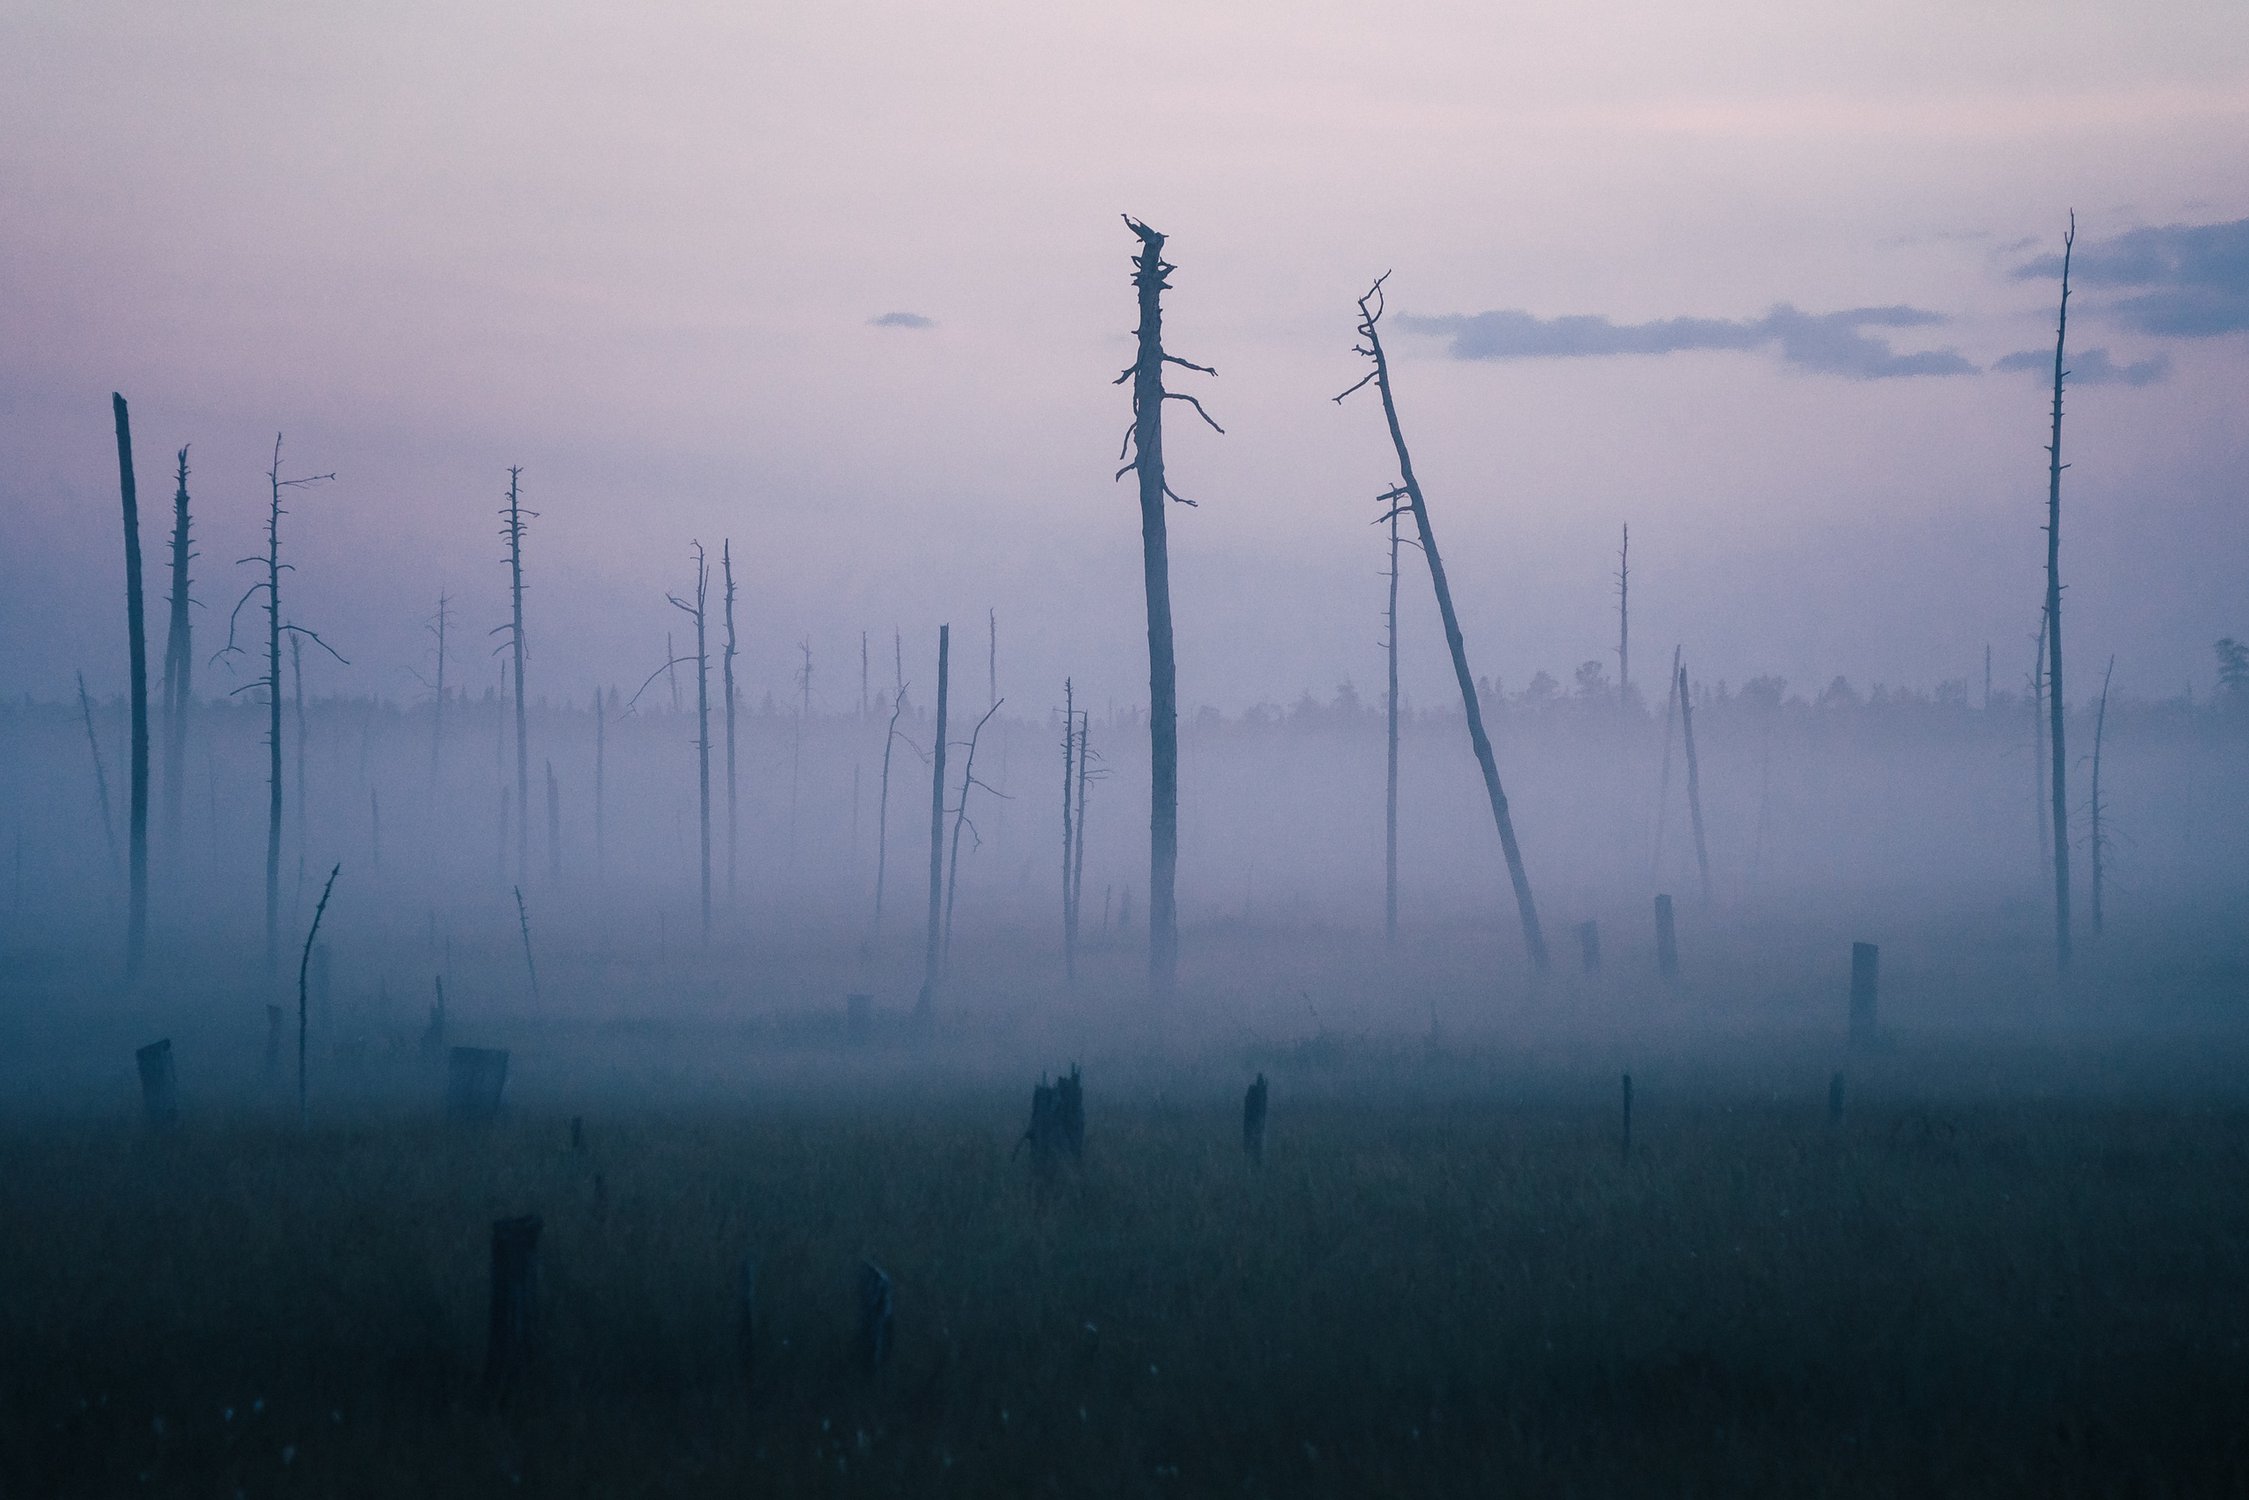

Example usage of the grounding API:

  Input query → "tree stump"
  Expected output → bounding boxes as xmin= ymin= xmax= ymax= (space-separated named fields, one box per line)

xmin=856 ymin=1260 xmax=893 ymax=1374
xmin=1654 ymin=895 xmax=1678 ymax=979
xmin=135 ymin=1039 xmax=177 ymax=1128
xmin=1849 ymin=942 xmax=1879 ymax=1048
xmin=485 ymin=1214 xmax=542 ymax=1392
xmin=447 ymin=1046 xmax=509 ymax=1124
xmin=1242 ymin=1073 xmax=1268 ymax=1163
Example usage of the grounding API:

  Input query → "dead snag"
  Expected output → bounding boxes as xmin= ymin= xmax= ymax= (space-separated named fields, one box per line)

xmin=2043 ymin=213 xmax=2076 ymax=969
xmin=1117 ymin=216 xmax=1221 ymax=1001
xmin=916 ymin=625 xmax=950 ymax=1019
xmin=496 ymin=468 xmax=535 ymax=887
xmin=942 ymin=698 xmax=1006 ymax=972
xmin=2090 ymin=654 xmax=2114 ymax=936
xmin=721 ymin=540 xmax=740 ymax=904
xmin=1336 ymin=277 xmax=1547 ymax=970
xmin=1677 ymin=659 xmax=1711 ymax=907
xmin=111 ymin=395 xmax=150 ymax=980
xmin=667 ymin=544 xmax=713 ymax=940
xmin=160 ymin=445 xmax=194 ymax=853
xmin=295 ymin=862 xmax=340 ymax=1125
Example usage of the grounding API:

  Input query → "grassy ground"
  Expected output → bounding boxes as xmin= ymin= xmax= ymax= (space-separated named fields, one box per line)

xmin=5 ymin=1031 xmax=2247 ymax=1497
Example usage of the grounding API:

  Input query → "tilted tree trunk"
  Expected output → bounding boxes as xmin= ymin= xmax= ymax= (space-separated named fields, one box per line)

xmin=2090 ymin=654 xmax=2113 ymax=937
xmin=1337 ymin=278 xmax=1548 ymax=971
xmin=501 ymin=468 xmax=531 ymax=887
xmin=1118 ymin=217 xmax=1220 ymax=1000
xmin=2043 ymin=215 xmax=2076 ymax=969
xmin=1385 ymin=498 xmax=1401 ymax=947
xmin=917 ymin=624 xmax=949 ymax=1017
xmin=722 ymin=540 xmax=740 ymax=904
xmin=110 ymin=395 xmax=150 ymax=979
xmin=669 ymin=546 xmax=713 ymax=942
xmin=160 ymin=444 xmax=193 ymax=853
xmin=1677 ymin=660 xmax=1711 ymax=907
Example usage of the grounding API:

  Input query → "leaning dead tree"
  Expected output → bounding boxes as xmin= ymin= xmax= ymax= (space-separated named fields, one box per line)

xmin=75 ymin=669 xmax=123 ymax=882
xmin=1116 ymin=216 xmax=1221 ymax=1000
xmin=722 ymin=540 xmax=740 ymax=904
xmin=2089 ymin=654 xmax=2115 ymax=937
xmin=668 ymin=544 xmax=714 ymax=942
xmin=916 ymin=624 xmax=950 ymax=1018
xmin=942 ymin=698 xmax=1005 ymax=972
xmin=110 ymin=395 xmax=150 ymax=978
xmin=1337 ymin=276 xmax=1549 ymax=970
xmin=495 ymin=469 xmax=534 ymax=886
xmin=2042 ymin=213 xmax=2077 ymax=969
xmin=159 ymin=444 xmax=194 ymax=852
xmin=218 ymin=434 xmax=338 ymax=971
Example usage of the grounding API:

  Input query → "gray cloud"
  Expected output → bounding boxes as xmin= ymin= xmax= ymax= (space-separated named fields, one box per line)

xmin=1990 ymin=345 xmax=2171 ymax=387
xmin=2011 ymin=216 xmax=2249 ymax=337
xmin=869 ymin=310 xmax=935 ymax=329
xmin=1397 ymin=304 xmax=1976 ymax=378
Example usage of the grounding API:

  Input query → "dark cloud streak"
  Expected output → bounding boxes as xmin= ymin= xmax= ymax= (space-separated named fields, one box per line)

xmin=869 ymin=311 xmax=935 ymax=329
xmin=2012 ymin=217 xmax=2249 ymax=337
xmin=1397 ymin=304 xmax=1976 ymax=378
xmin=1991 ymin=346 xmax=2171 ymax=387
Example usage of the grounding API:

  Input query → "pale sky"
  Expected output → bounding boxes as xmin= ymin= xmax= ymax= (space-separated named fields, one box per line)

xmin=4 ymin=0 xmax=2245 ymax=712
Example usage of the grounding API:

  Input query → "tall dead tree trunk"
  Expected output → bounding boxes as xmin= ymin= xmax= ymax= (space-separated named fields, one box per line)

xmin=2044 ymin=213 xmax=2076 ymax=970
xmin=1062 ymin=679 xmax=1078 ymax=981
xmin=291 ymin=634 xmax=307 ymax=889
xmin=1118 ymin=217 xmax=1220 ymax=1001
xmin=917 ymin=624 xmax=949 ymax=1017
xmin=76 ymin=670 xmax=123 ymax=882
xmin=2031 ymin=618 xmax=2051 ymax=870
xmin=1072 ymin=711 xmax=1091 ymax=948
xmin=1385 ymin=497 xmax=1401 ymax=947
xmin=943 ymin=698 xmax=1003 ymax=971
xmin=222 ymin=435 xmax=335 ymax=973
xmin=1337 ymin=277 xmax=1548 ymax=971
xmin=2090 ymin=654 xmax=2114 ymax=937
xmin=1678 ymin=659 xmax=1711 ymax=906
xmin=160 ymin=444 xmax=193 ymax=853
xmin=872 ymin=674 xmax=907 ymax=944
xmin=110 ymin=395 xmax=150 ymax=978
xmin=722 ymin=541 xmax=739 ymax=904
xmin=498 ymin=468 xmax=532 ymax=887
xmin=1653 ymin=643 xmax=1682 ymax=880
xmin=669 ymin=545 xmax=713 ymax=942
xmin=1616 ymin=524 xmax=1630 ymax=709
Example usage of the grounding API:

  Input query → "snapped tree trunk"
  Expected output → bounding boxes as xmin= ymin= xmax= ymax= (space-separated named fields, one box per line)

xmin=1337 ymin=278 xmax=1548 ymax=971
xmin=1118 ymin=217 xmax=1220 ymax=1001
xmin=112 ymin=395 xmax=150 ymax=980
xmin=2044 ymin=214 xmax=2075 ymax=970
xmin=160 ymin=445 xmax=193 ymax=854
xmin=917 ymin=624 xmax=949 ymax=1016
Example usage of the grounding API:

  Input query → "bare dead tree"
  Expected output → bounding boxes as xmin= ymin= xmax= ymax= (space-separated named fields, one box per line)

xmin=916 ymin=623 xmax=949 ymax=1018
xmin=722 ymin=541 xmax=740 ymax=904
xmin=514 ymin=883 xmax=541 ymax=1003
xmin=942 ymin=697 xmax=1006 ymax=972
xmin=494 ymin=469 xmax=534 ymax=887
xmin=2090 ymin=654 xmax=2114 ymax=937
xmin=2043 ymin=213 xmax=2076 ymax=969
xmin=110 ymin=395 xmax=150 ymax=978
xmin=422 ymin=591 xmax=451 ymax=792
xmin=1616 ymin=524 xmax=1630 ymax=709
xmin=296 ymin=862 xmax=339 ymax=1126
xmin=290 ymin=634 xmax=307 ymax=887
xmin=668 ymin=544 xmax=713 ymax=942
xmin=871 ymin=670 xmax=912 ymax=946
xmin=76 ymin=669 xmax=122 ymax=882
xmin=1072 ymin=710 xmax=1093 ymax=953
xmin=1653 ymin=643 xmax=1682 ymax=880
xmin=217 ymin=434 xmax=338 ymax=972
xmin=1384 ymin=497 xmax=1404 ymax=946
xmin=1337 ymin=276 xmax=1548 ymax=971
xmin=2032 ymin=614 xmax=2051 ymax=873
xmin=1116 ymin=216 xmax=1221 ymax=1000
xmin=1678 ymin=658 xmax=1712 ymax=907
xmin=159 ymin=444 xmax=194 ymax=852
xmin=1061 ymin=681 xmax=1077 ymax=977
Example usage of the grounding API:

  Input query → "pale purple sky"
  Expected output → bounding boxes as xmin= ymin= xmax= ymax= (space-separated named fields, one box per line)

xmin=4 ymin=0 xmax=2245 ymax=712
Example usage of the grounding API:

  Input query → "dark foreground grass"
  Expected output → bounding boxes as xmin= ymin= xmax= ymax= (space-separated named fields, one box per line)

xmin=4 ymin=1072 xmax=2247 ymax=1497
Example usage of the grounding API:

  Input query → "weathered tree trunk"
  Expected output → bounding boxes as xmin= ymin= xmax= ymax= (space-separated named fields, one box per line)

xmin=76 ymin=670 xmax=123 ymax=882
xmin=722 ymin=541 xmax=739 ymax=905
xmin=160 ymin=445 xmax=193 ymax=853
xmin=296 ymin=862 xmax=339 ymax=1125
xmin=1338 ymin=279 xmax=1548 ymax=970
xmin=1062 ymin=679 xmax=1078 ymax=982
xmin=1616 ymin=524 xmax=1630 ymax=709
xmin=501 ymin=468 xmax=531 ymax=887
xmin=514 ymin=884 xmax=540 ymax=1002
xmin=263 ymin=441 xmax=286 ymax=968
xmin=669 ymin=546 xmax=713 ymax=941
xmin=2090 ymin=655 xmax=2114 ymax=937
xmin=917 ymin=624 xmax=949 ymax=1017
xmin=1121 ymin=218 xmax=1218 ymax=1001
xmin=1385 ymin=498 xmax=1401 ymax=947
xmin=2031 ymin=618 xmax=2051 ymax=870
xmin=1653 ymin=643 xmax=1681 ymax=880
xmin=290 ymin=634 xmax=307 ymax=884
xmin=942 ymin=699 xmax=1002 ymax=971
xmin=872 ymin=675 xmax=905 ymax=943
xmin=1678 ymin=660 xmax=1711 ymax=906
xmin=111 ymin=395 xmax=149 ymax=979
xmin=1072 ymin=712 xmax=1090 ymax=954
xmin=2044 ymin=216 xmax=2076 ymax=970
